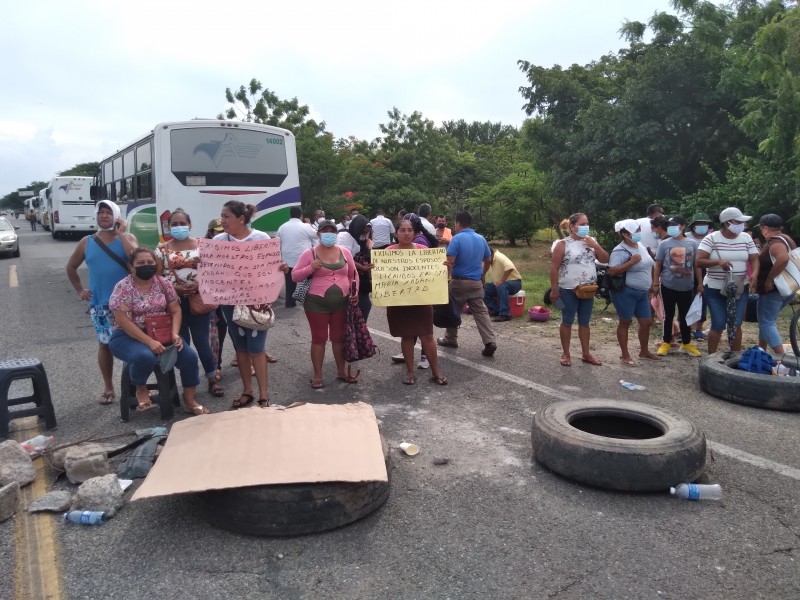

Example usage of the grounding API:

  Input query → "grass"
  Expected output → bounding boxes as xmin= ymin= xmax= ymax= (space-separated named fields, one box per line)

xmin=489 ymin=240 xmax=800 ymax=352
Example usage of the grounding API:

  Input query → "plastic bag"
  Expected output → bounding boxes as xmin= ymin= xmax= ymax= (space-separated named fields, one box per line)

xmin=685 ymin=293 xmax=703 ymax=327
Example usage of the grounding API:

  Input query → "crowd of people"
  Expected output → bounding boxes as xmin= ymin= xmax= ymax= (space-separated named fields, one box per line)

xmin=550 ymin=205 xmax=796 ymax=368
xmin=65 ymin=198 xmax=795 ymax=416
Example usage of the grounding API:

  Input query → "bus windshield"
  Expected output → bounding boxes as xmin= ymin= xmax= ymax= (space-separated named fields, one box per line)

xmin=170 ymin=128 xmax=288 ymax=187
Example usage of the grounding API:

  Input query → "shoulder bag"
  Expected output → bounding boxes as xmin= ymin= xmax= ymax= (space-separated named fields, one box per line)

xmin=769 ymin=236 xmax=800 ymax=298
xmin=143 ymin=277 xmax=175 ymax=345
xmin=292 ymin=248 xmax=315 ymax=304
xmin=601 ymin=246 xmax=632 ymax=294
xmin=343 ymin=275 xmax=377 ymax=364
xmin=162 ymin=247 xmax=218 ymax=315
xmin=233 ymin=304 xmax=275 ymax=331
xmin=92 ymin=234 xmax=129 ymax=272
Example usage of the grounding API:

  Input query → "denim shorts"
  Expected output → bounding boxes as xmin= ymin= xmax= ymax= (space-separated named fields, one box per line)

xmin=610 ymin=287 xmax=651 ymax=320
xmin=705 ymin=286 xmax=749 ymax=331
xmin=220 ymin=305 xmax=268 ymax=354
xmin=558 ymin=287 xmax=594 ymax=326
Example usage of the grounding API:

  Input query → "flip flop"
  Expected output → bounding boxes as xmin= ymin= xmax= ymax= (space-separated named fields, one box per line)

xmin=431 ymin=375 xmax=448 ymax=385
xmin=402 ymin=374 xmax=416 ymax=385
xmin=184 ymin=404 xmax=210 ymax=415
xmin=560 ymin=354 xmax=571 ymax=367
xmin=620 ymin=357 xmax=637 ymax=366
xmin=336 ymin=374 xmax=359 ymax=384
xmin=581 ymin=355 xmax=602 ymax=366
xmin=266 ymin=355 xmax=278 ymax=364
xmin=310 ymin=379 xmax=325 ymax=389
xmin=98 ymin=391 xmax=115 ymax=405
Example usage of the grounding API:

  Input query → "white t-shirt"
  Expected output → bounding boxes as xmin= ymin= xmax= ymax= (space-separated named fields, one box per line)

xmin=636 ymin=217 xmax=659 ymax=255
xmin=276 ymin=218 xmax=318 ymax=267
xmin=213 ymin=230 xmax=270 ymax=242
xmin=369 ymin=215 xmax=395 ymax=247
xmin=336 ymin=231 xmax=360 ymax=257
xmin=698 ymin=231 xmax=758 ymax=290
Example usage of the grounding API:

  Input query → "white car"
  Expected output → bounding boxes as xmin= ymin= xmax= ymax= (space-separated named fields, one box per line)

xmin=0 ymin=217 xmax=20 ymax=258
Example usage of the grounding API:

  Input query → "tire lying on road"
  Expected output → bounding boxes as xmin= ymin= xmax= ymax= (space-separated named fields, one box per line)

xmin=197 ymin=436 xmax=391 ymax=536
xmin=698 ymin=351 xmax=800 ymax=412
xmin=531 ymin=400 xmax=706 ymax=491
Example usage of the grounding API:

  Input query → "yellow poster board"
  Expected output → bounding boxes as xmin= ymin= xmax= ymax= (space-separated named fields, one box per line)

xmin=371 ymin=247 xmax=449 ymax=307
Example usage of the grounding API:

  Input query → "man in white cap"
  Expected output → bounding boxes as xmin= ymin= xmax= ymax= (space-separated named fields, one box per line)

xmin=66 ymin=200 xmax=138 ymax=405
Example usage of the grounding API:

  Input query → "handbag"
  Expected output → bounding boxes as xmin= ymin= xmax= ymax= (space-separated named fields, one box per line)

xmin=343 ymin=303 xmax=377 ymax=363
xmin=770 ymin=236 xmax=800 ymax=298
xmin=601 ymin=246 xmax=631 ymax=293
xmin=433 ymin=293 xmax=463 ymax=328
xmin=574 ymin=284 xmax=598 ymax=300
xmin=143 ymin=277 xmax=174 ymax=345
xmin=292 ymin=249 xmax=315 ymax=304
xmin=712 ymin=235 xmax=746 ymax=299
xmin=232 ymin=303 xmax=275 ymax=331
xmin=162 ymin=247 xmax=218 ymax=315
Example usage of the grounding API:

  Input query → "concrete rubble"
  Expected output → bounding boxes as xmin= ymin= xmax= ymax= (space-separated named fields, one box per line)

xmin=28 ymin=490 xmax=73 ymax=513
xmin=0 ymin=440 xmax=36 ymax=487
xmin=71 ymin=474 xmax=124 ymax=517
xmin=0 ymin=481 xmax=21 ymax=523
xmin=63 ymin=443 xmax=110 ymax=484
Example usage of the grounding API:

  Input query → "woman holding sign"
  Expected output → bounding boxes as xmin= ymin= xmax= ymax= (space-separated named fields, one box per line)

xmin=384 ymin=219 xmax=447 ymax=386
xmin=214 ymin=201 xmax=274 ymax=409
xmin=292 ymin=220 xmax=360 ymax=389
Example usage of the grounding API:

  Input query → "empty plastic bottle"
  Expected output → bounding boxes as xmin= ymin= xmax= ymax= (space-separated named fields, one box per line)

xmin=63 ymin=511 xmax=107 ymax=525
xmin=20 ymin=435 xmax=55 ymax=453
xmin=670 ymin=483 xmax=722 ymax=501
xmin=620 ymin=380 xmax=646 ymax=391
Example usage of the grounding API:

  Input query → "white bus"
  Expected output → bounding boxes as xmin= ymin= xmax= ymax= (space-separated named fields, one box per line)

xmin=91 ymin=120 xmax=300 ymax=248
xmin=46 ymin=176 xmax=96 ymax=238
xmin=35 ymin=189 xmax=47 ymax=227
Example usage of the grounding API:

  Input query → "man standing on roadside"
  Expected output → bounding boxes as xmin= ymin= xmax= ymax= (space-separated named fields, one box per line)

xmin=277 ymin=206 xmax=318 ymax=308
xmin=66 ymin=200 xmax=138 ymax=405
xmin=435 ymin=215 xmax=453 ymax=247
xmin=483 ymin=248 xmax=522 ymax=322
xmin=636 ymin=203 xmax=664 ymax=258
xmin=418 ymin=203 xmax=437 ymax=236
xmin=438 ymin=210 xmax=497 ymax=357
xmin=370 ymin=208 xmax=395 ymax=249
xmin=311 ymin=210 xmax=326 ymax=230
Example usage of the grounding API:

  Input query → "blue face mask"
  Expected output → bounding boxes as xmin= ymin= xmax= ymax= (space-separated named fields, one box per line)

xmin=576 ymin=225 xmax=590 ymax=238
xmin=320 ymin=232 xmax=337 ymax=247
xmin=631 ymin=233 xmax=642 ymax=243
xmin=667 ymin=226 xmax=681 ymax=238
xmin=170 ymin=225 xmax=190 ymax=241
xmin=694 ymin=225 xmax=708 ymax=235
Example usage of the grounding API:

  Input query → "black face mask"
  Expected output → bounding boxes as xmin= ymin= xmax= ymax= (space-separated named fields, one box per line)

xmin=135 ymin=265 xmax=157 ymax=281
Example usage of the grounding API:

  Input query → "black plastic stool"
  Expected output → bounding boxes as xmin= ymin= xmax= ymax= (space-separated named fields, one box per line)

xmin=119 ymin=363 xmax=180 ymax=422
xmin=0 ymin=358 xmax=57 ymax=439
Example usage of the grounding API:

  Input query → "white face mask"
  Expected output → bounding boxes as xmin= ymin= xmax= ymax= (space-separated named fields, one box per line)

xmin=727 ymin=222 xmax=746 ymax=235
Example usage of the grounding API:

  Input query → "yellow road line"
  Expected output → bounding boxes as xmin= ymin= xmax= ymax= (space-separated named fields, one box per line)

xmin=9 ymin=264 xmax=18 ymax=288
xmin=12 ymin=418 xmax=64 ymax=600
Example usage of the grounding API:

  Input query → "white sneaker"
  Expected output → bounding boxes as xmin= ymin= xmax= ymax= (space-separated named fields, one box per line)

xmin=417 ymin=356 xmax=430 ymax=369
xmin=391 ymin=352 xmax=405 ymax=364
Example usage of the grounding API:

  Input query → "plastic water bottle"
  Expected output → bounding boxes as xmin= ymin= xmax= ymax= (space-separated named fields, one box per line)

xmin=20 ymin=435 xmax=55 ymax=453
xmin=620 ymin=380 xmax=646 ymax=391
xmin=63 ymin=511 xmax=107 ymax=525
xmin=670 ymin=483 xmax=722 ymax=501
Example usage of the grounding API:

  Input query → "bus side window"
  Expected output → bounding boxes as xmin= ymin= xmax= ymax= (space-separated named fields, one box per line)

xmin=137 ymin=172 xmax=152 ymax=199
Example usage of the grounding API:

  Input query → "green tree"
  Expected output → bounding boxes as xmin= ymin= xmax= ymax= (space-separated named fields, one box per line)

xmin=59 ymin=162 xmax=99 ymax=177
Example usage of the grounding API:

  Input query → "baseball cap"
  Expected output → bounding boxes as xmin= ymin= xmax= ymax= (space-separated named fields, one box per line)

xmin=316 ymin=219 xmax=338 ymax=232
xmin=758 ymin=214 xmax=784 ymax=228
xmin=667 ymin=215 xmax=687 ymax=226
xmin=719 ymin=207 xmax=752 ymax=223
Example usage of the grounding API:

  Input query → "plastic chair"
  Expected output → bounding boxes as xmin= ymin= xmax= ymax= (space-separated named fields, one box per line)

xmin=0 ymin=358 xmax=57 ymax=439
xmin=119 ymin=363 xmax=180 ymax=422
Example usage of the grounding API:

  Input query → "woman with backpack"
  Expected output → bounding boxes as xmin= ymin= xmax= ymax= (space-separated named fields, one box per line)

xmin=755 ymin=214 xmax=797 ymax=354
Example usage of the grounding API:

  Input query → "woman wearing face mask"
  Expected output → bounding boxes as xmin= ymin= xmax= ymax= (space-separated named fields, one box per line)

xmin=155 ymin=209 xmax=224 ymax=402
xmin=755 ymin=214 xmax=796 ymax=354
xmin=686 ymin=213 xmax=713 ymax=340
xmin=549 ymin=213 xmax=609 ymax=367
xmin=653 ymin=216 xmax=703 ymax=357
xmin=608 ymin=220 xmax=660 ymax=366
xmin=696 ymin=207 xmax=759 ymax=354
xmin=292 ymin=220 xmax=359 ymax=388
xmin=108 ymin=247 xmax=205 ymax=414
xmin=338 ymin=215 xmax=374 ymax=321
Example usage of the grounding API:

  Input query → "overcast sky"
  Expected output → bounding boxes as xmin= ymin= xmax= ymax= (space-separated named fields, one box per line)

xmin=1 ymin=0 xmax=678 ymax=195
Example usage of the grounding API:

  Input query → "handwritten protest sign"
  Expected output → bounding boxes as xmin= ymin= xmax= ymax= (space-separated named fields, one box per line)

xmin=371 ymin=247 xmax=448 ymax=307
xmin=197 ymin=238 xmax=283 ymax=305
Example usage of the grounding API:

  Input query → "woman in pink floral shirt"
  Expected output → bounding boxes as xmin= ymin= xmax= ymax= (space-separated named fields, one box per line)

xmin=108 ymin=247 xmax=207 ymax=414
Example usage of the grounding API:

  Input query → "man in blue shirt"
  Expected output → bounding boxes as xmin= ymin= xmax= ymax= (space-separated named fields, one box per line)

xmin=438 ymin=211 xmax=497 ymax=356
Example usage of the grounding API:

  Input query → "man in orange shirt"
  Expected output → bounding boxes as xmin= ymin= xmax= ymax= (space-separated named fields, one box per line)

xmin=435 ymin=215 xmax=453 ymax=247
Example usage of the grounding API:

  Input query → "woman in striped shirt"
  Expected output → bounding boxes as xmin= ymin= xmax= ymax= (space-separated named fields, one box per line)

xmin=696 ymin=207 xmax=759 ymax=353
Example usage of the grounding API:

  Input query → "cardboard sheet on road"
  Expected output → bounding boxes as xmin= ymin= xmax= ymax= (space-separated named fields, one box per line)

xmin=131 ymin=402 xmax=387 ymax=500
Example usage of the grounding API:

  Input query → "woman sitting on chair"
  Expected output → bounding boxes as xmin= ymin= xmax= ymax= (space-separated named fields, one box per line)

xmin=108 ymin=247 xmax=207 ymax=415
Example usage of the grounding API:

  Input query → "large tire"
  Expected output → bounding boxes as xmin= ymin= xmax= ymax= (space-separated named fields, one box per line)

xmin=790 ymin=311 xmax=800 ymax=358
xmin=698 ymin=351 xmax=800 ymax=411
xmin=532 ymin=400 xmax=706 ymax=491
xmin=197 ymin=436 xmax=391 ymax=536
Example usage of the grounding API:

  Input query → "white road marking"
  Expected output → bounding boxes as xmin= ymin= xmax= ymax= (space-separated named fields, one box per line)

xmin=9 ymin=264 xmax=18 ymax=288
xmin=370 ymin=328 xmax=800 ymax=482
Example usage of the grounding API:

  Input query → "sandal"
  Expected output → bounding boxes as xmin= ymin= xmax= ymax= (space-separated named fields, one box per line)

xmin=258 ymin=398 xmax=270 ymax=407
xmin=213 ymin=369 xmax=222 ymax=382
xmin=431 ymin=375 xmax=448 ymax=385
xmin=581 ymin=355 xmax=602 ymax=366
xmin=208 ymin=381 xmax=225 ymax=397
xmin=98 ymin=391 xmax=115 ymax=405
xmin=620 ymin=356 xmax=637 ymax=366
xmin=310 ymin=379 xmax=325 ymax=389
xmin=266 ymin=354 xmax=278 ymax=364
xmin=403 ymin=374 xmax=416 ymax=385
xmin=184 ymin=404 xmax=210 ymax=415
xmin=560 ymin=354 xmax=571 ymax=367
xmin=336 ymin=374 xmax=359 ymax=384
xmin=230 ymin=359 xmax=239 ymax=367
xmin=230 ymin=392 xmax=254 ymax=410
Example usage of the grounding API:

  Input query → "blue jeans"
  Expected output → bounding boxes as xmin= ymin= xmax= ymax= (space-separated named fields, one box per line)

xmin=484 ymin=280 xmax=522 ymax=316
xmin=705 ymin=286 xmax=749 ymax=331
xmin=109 ymin=329 xmax=200 ymax=388
xmin=757 ymin=290 xmax=793 ymax=348
xmin=558 ymin=287 xmax=594 ymax=326
xmin=178 ymin=297 xmax=215 ymax=379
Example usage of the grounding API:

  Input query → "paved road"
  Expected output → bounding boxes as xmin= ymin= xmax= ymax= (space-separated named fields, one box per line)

xmin=1 ymin=226 xmax=798 ymax=599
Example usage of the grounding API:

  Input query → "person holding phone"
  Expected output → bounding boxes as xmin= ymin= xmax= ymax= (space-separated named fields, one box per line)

xmin=549 ymin=213 xmax=609 ymax=367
